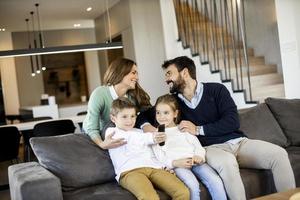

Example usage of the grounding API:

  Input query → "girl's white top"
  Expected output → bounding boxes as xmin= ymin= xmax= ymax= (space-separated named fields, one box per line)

xmin=152 ymin=126 xmax=206 ymax=169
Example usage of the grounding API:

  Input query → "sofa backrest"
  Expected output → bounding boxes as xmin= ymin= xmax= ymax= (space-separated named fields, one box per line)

xmin=30 ymin=134 xmax=115 ymax=191
xmin=239 ymin=103 xmax=290 ymax=147
xmin=265 ymin=98 xmax=300 ymax=146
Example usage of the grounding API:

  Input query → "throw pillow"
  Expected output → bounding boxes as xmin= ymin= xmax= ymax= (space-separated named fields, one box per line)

xmin=239 ymin=103 xmax=289 ymax=147
xmin=30 ymin=134 xmax=115 ymax=191
xmin=265 ymin=97 xmax=300 ymax=146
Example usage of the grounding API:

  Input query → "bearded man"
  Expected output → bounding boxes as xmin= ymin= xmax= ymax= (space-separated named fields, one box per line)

xmin=139 ymin=56 xmax=295 ymax=200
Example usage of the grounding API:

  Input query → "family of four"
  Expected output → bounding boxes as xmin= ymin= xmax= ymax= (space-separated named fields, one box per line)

xmin=82 ymin=57 xmax=295 ymax=200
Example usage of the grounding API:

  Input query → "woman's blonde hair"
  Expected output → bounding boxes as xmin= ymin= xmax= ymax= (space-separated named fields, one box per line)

xmin=103 ymin=58 xmax=151 ymax=110
xmin=155 ymin=94 xmax=180 ymax=124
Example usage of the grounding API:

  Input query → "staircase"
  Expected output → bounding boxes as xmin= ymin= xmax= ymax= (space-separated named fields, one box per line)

xmin=172 ymin=0 xmax=285 ymax=104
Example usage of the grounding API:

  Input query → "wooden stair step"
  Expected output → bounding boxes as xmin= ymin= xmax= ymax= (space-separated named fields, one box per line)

xmin=244 ymin=73 xmax=283 ymax=88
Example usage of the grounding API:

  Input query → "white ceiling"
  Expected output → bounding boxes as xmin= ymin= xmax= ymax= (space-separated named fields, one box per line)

xmin=0 ymin=0 xmax=120 ymax=32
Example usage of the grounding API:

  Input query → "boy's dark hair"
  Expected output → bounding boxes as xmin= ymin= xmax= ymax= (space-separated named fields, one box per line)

xmin=110 ymin=97 xmax=137 ymax=116
xmin=161 ymin=56 xmax=196 ymax=80
xmin=155 ymin=94 xmax=180 ymax=124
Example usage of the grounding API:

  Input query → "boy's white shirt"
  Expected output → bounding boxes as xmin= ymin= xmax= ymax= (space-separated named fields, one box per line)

xmin=105 ymin=127 xmax=164 ymax=182
xmin=152 ymin=126 xmax=206 ymax=169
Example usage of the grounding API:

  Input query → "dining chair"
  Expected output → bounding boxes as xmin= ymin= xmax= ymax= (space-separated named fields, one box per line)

xmin=21 ymin=117 xmax=53 ymax=162
xmin=77 ymin=111 xmax=87 ymax=131
xmin=26 ymin=119 xmax=76 ymax=161
xmin=0 ymin=126 xmax=21 ymax=190
xmin=32 ymin=119 xmax=76 ymax=137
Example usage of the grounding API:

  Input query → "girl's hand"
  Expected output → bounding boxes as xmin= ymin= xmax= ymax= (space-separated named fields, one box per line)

xmin=178 ymin=120 xmax=197 ymax=135
xmin=153 ymin=132 xmax=166 ymax=144
xmin=163 ymin=167 xmax=175 ymax=175
xmin=101 ymin=132 xmax=127 ymax=149
xmin=172 ymin=158 xmax=193 ymax=168
xmin=192 ymin=155 xmax=204 ymax=165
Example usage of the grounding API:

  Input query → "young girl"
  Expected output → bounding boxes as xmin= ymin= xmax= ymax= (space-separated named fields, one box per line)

xmin=153 ymin=94 xmax=227 ymax=200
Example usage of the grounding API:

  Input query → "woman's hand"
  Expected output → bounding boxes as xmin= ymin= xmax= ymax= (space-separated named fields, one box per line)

xmin=178 ymin=120 xmax=197 ymax=135
xmin=100 ymin=132 xmax=127 ymax=149
xmin=172 ymin=158 xmax=193 ymax=168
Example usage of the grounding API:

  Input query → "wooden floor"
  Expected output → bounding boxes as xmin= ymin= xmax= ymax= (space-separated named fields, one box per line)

xmin=0 ymin=143 xmax=25 ymax=200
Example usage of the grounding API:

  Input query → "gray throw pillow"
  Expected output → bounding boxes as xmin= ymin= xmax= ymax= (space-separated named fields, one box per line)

xmin=239 ymin=103 xmax=289 ymax=147
xmin=30 ymin=134 xmax=115 ymax=191
xmin=265 ymin=97 xmax=300 ymax=146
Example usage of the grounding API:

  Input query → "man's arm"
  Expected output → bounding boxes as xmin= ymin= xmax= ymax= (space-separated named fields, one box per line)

xmin=135 ymin=106 xmax=157 ymax=131
xmin=135 ymin=106 xmax=156 ymax=127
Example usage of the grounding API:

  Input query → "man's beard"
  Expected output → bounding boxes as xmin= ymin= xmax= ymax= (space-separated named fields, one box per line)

xmin=167 ymin=76 xmax=185 ymax=94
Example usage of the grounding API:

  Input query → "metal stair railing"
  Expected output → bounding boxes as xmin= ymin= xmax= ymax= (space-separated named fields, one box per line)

xmin=173 ymin=0 xmax=254 ymax=102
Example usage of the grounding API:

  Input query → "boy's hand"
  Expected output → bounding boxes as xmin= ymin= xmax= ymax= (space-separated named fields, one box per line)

xmin=192 ymin=155 xmax=204 ymax=165
xmin=142 ymin=124 xmax=157 ymax=132
xmin=172 ymin=158 xmax=193 ymax=168
xmin=101 ymin=132 xmax=127 ymax=149
xmin=153 ymin=132 xmax=166 ymax=144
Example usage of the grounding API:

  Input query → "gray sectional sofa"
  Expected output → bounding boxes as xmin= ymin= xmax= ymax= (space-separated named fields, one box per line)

xmin=8 ymin=98 xmax=300 ymax=200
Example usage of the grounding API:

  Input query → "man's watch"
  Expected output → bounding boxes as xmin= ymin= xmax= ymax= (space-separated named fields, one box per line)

xmin=195 ymin=126 xmax=201 ymax=135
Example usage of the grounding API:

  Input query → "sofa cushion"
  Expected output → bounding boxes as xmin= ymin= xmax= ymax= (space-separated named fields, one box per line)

xmin=239 ymin=103 xmax=289 ymax=147
xmin=265 ymin=98 xmax=300 ymax=146
xmin=63 ymin=182 xmax=171 ymax=200
xmin=30 ymin=134 xmax=115 ymax=191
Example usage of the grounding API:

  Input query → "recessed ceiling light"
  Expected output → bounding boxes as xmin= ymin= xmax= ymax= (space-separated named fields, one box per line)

xmin=0 ymin=28 xmax=5 ymax=31
xmin=73 ymin=24 xmax=81 ymax=27
xmin=86 ymin=7 xmax=92 ymax=12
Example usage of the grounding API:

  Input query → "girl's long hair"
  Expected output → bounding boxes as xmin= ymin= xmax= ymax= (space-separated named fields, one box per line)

xmin=103 ymin=58 xmax=151 ymax=110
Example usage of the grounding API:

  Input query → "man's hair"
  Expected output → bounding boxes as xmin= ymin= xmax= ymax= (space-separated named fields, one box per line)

xmin=110 ymin=97 xmax=137 ymax=116
xmin=161 ymin=56 xmax=196 ymax=80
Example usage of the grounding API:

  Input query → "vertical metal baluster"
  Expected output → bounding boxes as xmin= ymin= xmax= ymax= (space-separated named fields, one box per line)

xmin=237 ymin=0 xmax=252 ymax=101
xmin=219 ymin=0 xmax=228 ymax=80
xmin=184 ymin=0 xmax=191 ymax=48
xmin=204 ymin=0 xmax=210 ymax=63
xmin=229 ymin=0 xmax=239 ymax=90
xmin=179 ymin=0 xmax=188 ymax=47
xmin=236 ymin=0 xmax=244 ymax=90
xmin=209 ymin=0 xmax=216 ymax=71
xmin=194 ymin=0 xmax=201 ymax=57
xmin=195 ymin=0 xmax=203 ymax=59
xmin=213 ymin=0 xmax=220 ymax=71
xmin=189 ymin=0 xmax=196 ymax=53
xmin=224 ymin=0 xmax=232 ymax=80
xmin=173 ymin=0 xmax=181 ymax=41
xmin=199 ymin=0 xmax=206 ymax=62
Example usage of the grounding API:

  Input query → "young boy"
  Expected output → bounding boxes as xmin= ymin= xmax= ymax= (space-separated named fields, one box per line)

xmin=105 ymin=97 xmax=189 ymax=200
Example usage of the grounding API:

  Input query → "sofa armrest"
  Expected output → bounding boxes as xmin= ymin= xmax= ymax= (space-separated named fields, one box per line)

xmin=8 ymin=162 xmax=63 ymax=200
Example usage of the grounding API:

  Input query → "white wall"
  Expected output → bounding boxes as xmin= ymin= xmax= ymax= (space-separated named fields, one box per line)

xmin=245 ymin=0 xmax=282 ymax=73
xmin=159 ymin=0 xmax=180 ymax=59
xmin=84 ymin=51 xmax=101 ymax=95
xmin=94 ymin=0 xmax=133 ymax=81
xmin=0 ymin=32 xmax=20 ymax=114
xmin=94 ymin=0 xmax=168 ymax=103
xmin=129 ymin=0 xmax=168 ymax=103
xmin=275 ymin=0 xmax=300 ymax=98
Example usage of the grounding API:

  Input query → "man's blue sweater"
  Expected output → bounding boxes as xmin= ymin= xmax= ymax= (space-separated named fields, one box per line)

xmin=174 ymin=82 xmax=245 ymax=146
